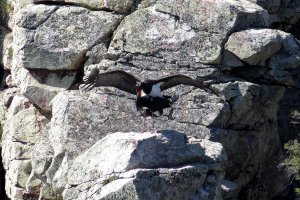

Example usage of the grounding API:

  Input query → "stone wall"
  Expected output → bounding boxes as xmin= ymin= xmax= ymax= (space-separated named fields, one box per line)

xmin=0 ymin=0 xmax=300 ymax=199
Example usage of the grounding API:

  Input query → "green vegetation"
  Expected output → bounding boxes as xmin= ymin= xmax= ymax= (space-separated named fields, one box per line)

xmin=0 ymin=0 xmax=9 ymax=29
xmin=284 ymin=139 xmax=300 ymax=196
xmin=8 ymin=46 xmax=13 ymax=58
xmin=0 ymin=0 xmax=8 ymax=18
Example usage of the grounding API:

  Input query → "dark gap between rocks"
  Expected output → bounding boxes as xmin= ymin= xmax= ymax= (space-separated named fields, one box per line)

xmin=0 ymin=1 xmax=10 ymax=91
xmin=0 ymin=64 xmax=4 ymax=89
xmin=27 ymin=68 xmax=77 ymax=85
xmin=288 ymin=19 xmax=300 ymax=40
xmin=271 ymin=19 xmax=300 ymax=41
xmin=0 ymin=147 xmax=8 ymax=200
xmin=33 ymin=0 xmax=83 ymax=6
xmin=68 ymin=53 xmax=89 ymax=90
xmin=33 ymin=0 xmax=116 ymax=13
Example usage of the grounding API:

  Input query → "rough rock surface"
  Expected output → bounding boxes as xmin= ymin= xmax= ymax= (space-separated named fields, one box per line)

xmin=1 ymin=91 xmax=49 ymax=199
xmin=10 ymin=4 xmax=123 ymax=111
xmin=63 ymin=131 xmax=226 ymax=200
xmin=33 ymin=0 xmax=136 ymax=14
xmin=0 ymin=0 xmax=299 ymax=200
xmin=14 ymin=4 xmax=123 ymax=70
xmin=109 ymin=0 xmax=269 ymax=64
xmin=225 ymin=29 xmax=282 ymax=65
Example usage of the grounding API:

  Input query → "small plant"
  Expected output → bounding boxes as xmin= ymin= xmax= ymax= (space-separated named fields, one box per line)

xmin=284 ymin=139 xmax=300 ymax=196
xmin=0 ymin=0 xmax=8 ymax=16
xmin=8 ymin=47 xmax=13 ymax=58
xmin=0 ymin=0 xmax=10 ymax=33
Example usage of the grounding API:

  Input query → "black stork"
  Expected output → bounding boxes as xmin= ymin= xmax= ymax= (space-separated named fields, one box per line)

xmin=81 ymin=68 xmax=216 ymax=131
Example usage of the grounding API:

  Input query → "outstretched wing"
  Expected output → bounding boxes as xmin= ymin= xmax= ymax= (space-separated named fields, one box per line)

xmin=156 ymin=74 xmax=216 ymax=94
xmin=82 ymin=68 xmax=140 ymax=94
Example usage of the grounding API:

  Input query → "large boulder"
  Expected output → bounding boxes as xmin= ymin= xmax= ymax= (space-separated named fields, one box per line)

xmin=43 ymin=88 xmax=222 ymax=196
xmin=10 ymin=4 xmax=124 ymax=111
xmin=11 ymin=65 xmax=76 ymax=111
xmin=14 ymin=4 xmax=123 ymax=70
xmin=268 ymin=31 xmax=300 ymax=70
xmin=225 ymin=29 xmax=282 ymax=65
xmin=63 ymin=131 xmax=226 ymax=200
xmin=225 ymin=29 xmax=300 ymax=87
xmin=108 ymin=0 xmax=270 ymax=65
xmin=225 ymin=29 xmax=300 ymax=70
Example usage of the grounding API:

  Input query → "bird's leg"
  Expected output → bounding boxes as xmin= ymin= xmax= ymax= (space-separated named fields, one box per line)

xmin=152 ymin=112 xmax=157 ymax=133
xmin=142 ymin=110 xmax=146 ymax=132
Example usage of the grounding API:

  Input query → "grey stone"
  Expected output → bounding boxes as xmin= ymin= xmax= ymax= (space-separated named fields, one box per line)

xmin=14 ymin=4 xmax=123 ymax=70
xmin=45 ymin=91 xmax=109 ymax=193
xmin=263 ymin=69 xmax=294 ymax=86
xmin=109 ymin=0 xmax=270 ymax=65
xmin=0 ymin=89 xmax=21 ymax=127
xmin=248 ymin=0 xmax=281 ymax=13
xmin=248 ymin=0 xmax=300 ymax=29
xmin=225 ymin=29 xmax=282 ymax=65
xmin=63 ymin=131 xmax=225 ymax=200
xmin=269 ymin=31 xmax=300 ymax=70
xmin=68 ymin=132 xmax=205 ymax=185
xmin=1 ymin=105 xmax=48 ymax=199
xmin=10 ymin=4 xmax=124 ymax=111
xmin=25 ymin=134 xmax=54 ymax=199
xmin=222 ymin=50 xmax=244 ymax=68
xmin=84 ymin=43 xmax=109 ymax=66
xmin=33 ymin=0 xmax=135 ymax=14
xmin=11 ymin=65 xmax=76 ymax=111
xmin=2 ymin=33 xmax=13 ymax=70
xmin=2 ymin=0 xmax=299 ymax=199
xmin=8 ymin=0 xmax=31 ymax=11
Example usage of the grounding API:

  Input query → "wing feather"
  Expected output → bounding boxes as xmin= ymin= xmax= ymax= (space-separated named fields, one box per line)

xmin=82 ymin=69 xmax=140 ymax=94
xmin=157 ymin=74 xmax=216 ymax=94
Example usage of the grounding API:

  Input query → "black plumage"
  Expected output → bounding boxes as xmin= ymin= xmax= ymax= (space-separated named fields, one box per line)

xmin=82 ymin=69 xmax=138 ymax=94
xmin=81 ymin=68 xmax=216 ymax=131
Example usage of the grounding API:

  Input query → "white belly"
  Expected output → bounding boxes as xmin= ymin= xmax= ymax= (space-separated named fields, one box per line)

xmin=140 ymin=90 xmax=147 ymax=97
xmin=149 ymin=83 xmax=162 ymax=97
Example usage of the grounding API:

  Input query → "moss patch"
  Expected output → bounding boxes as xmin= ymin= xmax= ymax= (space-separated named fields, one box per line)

xmin=284 ymin=139 xmax=300 ymax=196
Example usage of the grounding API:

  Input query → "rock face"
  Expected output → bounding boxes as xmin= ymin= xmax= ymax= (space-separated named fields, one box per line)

xmin=10 ymin=4 xmax=123 ymax=111
xmin=225 ymin=29 xmax=282 ymax=65
xmin=109 ymin=0 xmax=269 ymax=64
xmin=0 ymin=0 xmax=299 ymax=200
xmin=64 ymin=131 xmax=226 ymax=200
xmin=14 ymin=4 xmax=123 ymax=70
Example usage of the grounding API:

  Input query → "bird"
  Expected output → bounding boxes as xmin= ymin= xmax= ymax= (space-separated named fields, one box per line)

xmin=81 ymin=68 xmax=216 ymax=132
